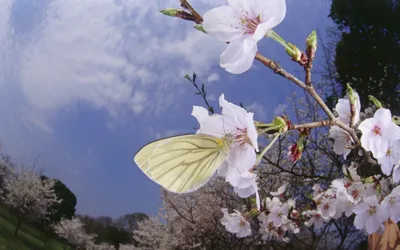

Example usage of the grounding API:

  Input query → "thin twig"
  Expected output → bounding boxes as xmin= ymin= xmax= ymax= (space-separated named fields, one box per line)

xmin=179 ymin=0 xmax=203 ymax=24
xmin=255 ymin=53 xmax=307 ymax=89
xmin=291 ymin=119 xmax=331 ymax=130
xmin=350 ymin=102 xmax=356 ymax=128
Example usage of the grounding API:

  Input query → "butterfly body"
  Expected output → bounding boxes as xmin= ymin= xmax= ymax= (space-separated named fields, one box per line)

xmin=134 ymin=134 xmax=232 ymax=193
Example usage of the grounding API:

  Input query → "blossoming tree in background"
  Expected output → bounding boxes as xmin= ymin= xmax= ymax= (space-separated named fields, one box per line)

xmin=2 ymin=167 xmax=61 ymax=236
xmin=53 ymin=217 xmax=96 ymax=249
xmin=118 ymin=244 xmax=137 ymax=250
xmin=135 ymin=0 xmax=400 ymax=249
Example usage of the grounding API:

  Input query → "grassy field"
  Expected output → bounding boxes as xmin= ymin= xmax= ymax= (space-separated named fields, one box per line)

xmin=0 ymin=206 xmax=72 ymax=250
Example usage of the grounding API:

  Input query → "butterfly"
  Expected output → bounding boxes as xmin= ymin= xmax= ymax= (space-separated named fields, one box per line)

xmin=134 ymin=134 xmax=232 ymax=193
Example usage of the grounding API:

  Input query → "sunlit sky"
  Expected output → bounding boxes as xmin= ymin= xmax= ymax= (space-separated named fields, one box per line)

xmin=0 ymin=0 xmax=333 ymax=218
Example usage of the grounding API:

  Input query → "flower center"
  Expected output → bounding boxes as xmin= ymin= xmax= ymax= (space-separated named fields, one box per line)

xmin=233 ymin=127 xmax=249 ymax=146
xmin=372 ymin=125 xmax=382 ymax=136
xmin=233 ymin=11 xmax=261 ymax=35
xmin=239 ymin=219 xmax=246 ymax=228
xmin=323 ymin=203 xmax=330 ymax=210
xmin=351 ymin=189 xmax=359 ymax=199
xmin=243 ymin=15 xmax=261 ymax=34
xmin=342 ymin=133 xmax=351 ymax=142
xmin=386 ymin=148 xmax=392 ymax=156
xmin=368 ymin=205 xmax=377 ymax=215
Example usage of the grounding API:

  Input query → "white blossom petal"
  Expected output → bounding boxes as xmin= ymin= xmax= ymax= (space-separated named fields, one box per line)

xmin=203 ymin=6 xmax=246 ymax=42
xmin=220 ymin=38 xmax=258 ymax=74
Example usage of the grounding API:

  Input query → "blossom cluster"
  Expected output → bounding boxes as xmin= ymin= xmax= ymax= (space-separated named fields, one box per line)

xmin=221 ymin=89 xmax=400 ymax=238
xmin=159 ymin=0 xmax=400 ymax=243
xmin=192 ymin=94 xmax=260 ymax=208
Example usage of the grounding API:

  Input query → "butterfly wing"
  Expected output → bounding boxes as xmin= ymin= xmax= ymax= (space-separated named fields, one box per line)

xmin=134 ymin=134 xmax=230 ymax=193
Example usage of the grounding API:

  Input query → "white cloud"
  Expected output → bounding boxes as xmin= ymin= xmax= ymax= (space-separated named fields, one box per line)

xmin=1 ymin=0 xmax=226 ymax=129
xmin=0 ymin=0 xmax=11 ymax=42
xmin=207 ymin=73 xmax=220 ymax=83
xmin=273 ymin=104 xmax=288 ymax=116
xmin=207 ymin=93 xmax=217 ymax=101
xmin=0 ymin=0 xmax=13 ymax=85
xmin=246 ymin=102 xmax=267 ymax=121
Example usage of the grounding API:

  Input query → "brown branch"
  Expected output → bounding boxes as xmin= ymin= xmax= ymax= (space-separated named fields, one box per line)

xmin=305 ymin=65 xmax=312 ymax=86
xmin=305 ymin=43 xmax=315 ymax=86
xmin=291 ymin=119 xmax=331 ymax=130
xmin=350 ymin=101 xmax=356 ymax=128
xmin=306 ymin=86 xmax=336 ymax=120
xmin=179 ymin=0 xmax=203 ymax=24
xmin=255 ymin=53 xmax=307 ymax=89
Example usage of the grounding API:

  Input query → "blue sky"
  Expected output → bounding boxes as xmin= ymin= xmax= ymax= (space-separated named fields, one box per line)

xmin=0 ymin=0 xmax=334 ymax=218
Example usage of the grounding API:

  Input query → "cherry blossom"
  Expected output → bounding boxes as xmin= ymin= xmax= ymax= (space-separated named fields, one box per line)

xmin=377 ymin=139 xmax=400 ymax=176
xmin=381 ymin=186 xmax=400 ymax=222
xmin=221 ymin=209 xmax=252 ymax=237
xmin=393 ymin=164 xmax=400 ymax=183
xmin=347 ymin=182 xmax=365 ymax=203
xmin=328 ymin=126 xmax=353 ymax=159
xmin=192 ymin=94 xmax=260 ymax=206
xmin=270 ymin=183 xmax=287 ymax=196
xmin=353 ymin=196 xmax=388 ymax=234
xmin=267 ymin=203 xmax=289 ymax=227
xmin=312 ymin=184 xmax=323 ymax=200
xmin=317 ymin=198 xmax=337 ymax=219
xmin=335 ymin=91 xmax=361 ymax=125
xmin=305 ymin=210 xmax=324 ymax=229
xmin=358 ymin=108 xmax=400 ymax=158
xmin=202 ymin=0 xmax=286 ymax=74
xmin=265 ymin=197 xmax=282 ymax=211
xmin=334 ymin=198 xmax=355 ymax=218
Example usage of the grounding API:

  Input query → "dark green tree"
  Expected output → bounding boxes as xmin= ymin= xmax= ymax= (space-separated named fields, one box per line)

xmin=38 ymin=176 xmax=77 ymax=245
xmin=96 ymin=226 xmax=132 ymax=248
xmin=115 ymin=212 xmax=148 ymax=232
xmin=329 ymin=0 xmax=400 ymax=112
xmin=41 ymin=176 xmax=77 ymax=223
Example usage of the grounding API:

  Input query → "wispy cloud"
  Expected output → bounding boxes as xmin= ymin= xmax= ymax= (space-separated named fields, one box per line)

xmin=273 ymin=104 xmax=288 ymax=116
xmin=1 ymin=0 xmax=225 ymax=130
xmin=246 ymin=102 xmax=267 ymax=121
xmin=207 ymin=73 xmax=220 ymax=83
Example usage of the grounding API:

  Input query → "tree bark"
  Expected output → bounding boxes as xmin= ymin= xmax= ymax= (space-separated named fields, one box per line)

xmin=14 ymin=216 xmax=22 ymax=237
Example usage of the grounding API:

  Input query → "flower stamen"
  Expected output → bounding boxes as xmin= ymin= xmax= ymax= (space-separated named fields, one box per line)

xmin=233 ymin=11 xmax=261 ymax=35
xmin=233 ymin=127 xmax=249 ymax=147
xmin=372 ymin=125 xmax=382 ymax=136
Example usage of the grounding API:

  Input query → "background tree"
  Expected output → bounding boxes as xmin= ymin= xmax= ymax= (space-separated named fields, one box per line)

xmin=96 ymin=225 xmax=132 ymax=248
xmin=0 ymin=153 xmax=15 ymax=192
xmin=2 ymin=168 xmax=60 ymax=236
xmin=53 ymin=217 xmax=96 ymax=249
xmin=329 ymin=0 xmax=400 ymax=111
xmin=119 ymin=244 xmax=137 ymax=250
xmin=41 ymin=176 xmax=77 ymax=223
xmin=76 ymin=214 xmax=137 ymax=248
xmin=37 ymin=176 xmax=77 ymax=244
xmin=115 ymin=212 xmax=149 ymax=232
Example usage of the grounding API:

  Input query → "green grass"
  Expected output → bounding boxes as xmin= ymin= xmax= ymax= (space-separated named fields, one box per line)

xmin=0 ymin=206 xmax=73 ymax=250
